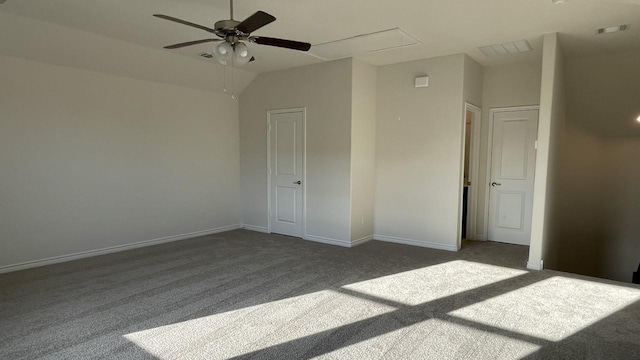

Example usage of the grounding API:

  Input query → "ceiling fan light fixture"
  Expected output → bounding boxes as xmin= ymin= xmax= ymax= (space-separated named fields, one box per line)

xmin=233 ymin=42 xmax=252 ymax=66
xmin=154 ymin=1 xmax=311 ymax=66
xmin=214 ymin=42 xmax=233 ymax=65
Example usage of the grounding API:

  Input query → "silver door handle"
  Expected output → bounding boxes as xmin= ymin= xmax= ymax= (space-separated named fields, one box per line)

xmin=294 ymin=181 xmax=302 ymax=185
xmin=491 ymin=182 xmax=502 ymax=187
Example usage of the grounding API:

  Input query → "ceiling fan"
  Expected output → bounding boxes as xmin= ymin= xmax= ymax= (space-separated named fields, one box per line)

xmin=154 ymin=0 xmax=311 ymax=66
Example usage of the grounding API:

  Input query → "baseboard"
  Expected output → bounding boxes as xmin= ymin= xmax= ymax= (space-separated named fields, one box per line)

xmin=374 ymin=234 xmax=459 ymax=252
xmin=303 ymin=234 xmax=352 ymax=248
xmin=475 ymin=234 xmax=487 ymax=241
xmin=0 ymin=224 xmax=242 ymax=274
xmin=527 ymin=260 xmax=544 ymax=271
xmin=240 ymin=225 xmax=270 ymax=233
xmin=351 ymin=235 xmax=373 ymax=247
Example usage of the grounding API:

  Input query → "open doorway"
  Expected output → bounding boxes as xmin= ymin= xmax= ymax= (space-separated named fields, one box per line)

xmin=460 ymin=103 xmax=481 ymax=245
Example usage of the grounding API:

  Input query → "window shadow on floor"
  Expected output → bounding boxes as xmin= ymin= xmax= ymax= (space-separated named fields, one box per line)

xmin=3 ymin=230 xmax=638 ymax=358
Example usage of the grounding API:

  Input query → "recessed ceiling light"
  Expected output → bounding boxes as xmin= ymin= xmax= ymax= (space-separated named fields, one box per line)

xmin=636 ymin=115 xmax=640 ymax=123
xmin=552 ymin=0 xmax=567 ymax=4
xmin=596 ymin=24 xmax=630 ymax=34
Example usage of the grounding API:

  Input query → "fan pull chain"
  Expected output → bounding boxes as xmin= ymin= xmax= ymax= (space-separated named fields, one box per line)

xmin=231 ymin=55 xmax=236 ymax=100
xmin=223 ymin=63 xmax=228 ymax=93
xmin=397 ymin=35 xmax=404 ymax=121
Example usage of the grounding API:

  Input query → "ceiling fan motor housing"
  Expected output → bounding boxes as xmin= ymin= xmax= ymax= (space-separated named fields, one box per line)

xmin=214 ymin=20 xmax=245 ymax=40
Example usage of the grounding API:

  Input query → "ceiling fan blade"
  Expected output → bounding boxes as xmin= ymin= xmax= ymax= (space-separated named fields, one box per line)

xmin=251 ymin=37 xmax=311 ymax=51
xmin=236 ymin=11 xmax=276 ymax=34
xmin=164 ymin=39 xmax=221 ymax=49
xmin=153 ymin=14 xmax=216 ymax=34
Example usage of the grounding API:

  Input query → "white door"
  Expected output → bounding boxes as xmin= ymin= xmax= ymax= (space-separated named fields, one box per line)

xmin=269 ymin=110 xmax=304 ymax=237
xmin=487 ymin=108 xmax=538 ymax=245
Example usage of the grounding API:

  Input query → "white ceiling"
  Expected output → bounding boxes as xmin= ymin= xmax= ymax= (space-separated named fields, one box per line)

xmin=1 ymin=0 xmax=639 ymax=91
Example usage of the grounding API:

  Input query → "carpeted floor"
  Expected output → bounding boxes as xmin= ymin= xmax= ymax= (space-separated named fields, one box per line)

xmin=1 ymin=230 xmax=639 ymax=359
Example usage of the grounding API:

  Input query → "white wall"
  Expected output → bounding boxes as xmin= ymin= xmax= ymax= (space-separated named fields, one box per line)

xmin=374 ymin=54 xmax=465 ymax=251
xmin=463 ymin=55 xmax=483 ymax=108
xmin=477 ymin=61 xmax=542 ymax=239
xmin=239 ymin=59 xmax=354 ymax=243
xmin=0 ymin=11 xmax=255 ymax=96
xmin=350 ymin=59 xmax=377 ymax=242
xmin=529 ymin=33 xmax=565 ymax=270
xmin=0 ymin=55 xmax=240 ymax=269
xmin=537 ymin=33 xmax=567 ymax=270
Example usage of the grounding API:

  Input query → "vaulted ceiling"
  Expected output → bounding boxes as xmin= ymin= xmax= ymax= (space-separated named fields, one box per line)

xmin=1 ymin=0 xmax=639 ymax=93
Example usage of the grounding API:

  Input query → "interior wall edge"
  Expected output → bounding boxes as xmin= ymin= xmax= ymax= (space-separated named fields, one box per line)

xmin=374 ymin=235 xmax=459 ymax=252
xmin=240 ymin=225 xmax=270 ymax=233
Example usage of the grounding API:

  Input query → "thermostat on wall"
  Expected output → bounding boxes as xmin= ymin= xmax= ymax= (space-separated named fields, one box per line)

xmin=415 ymin=76 xmax=429 ymax=88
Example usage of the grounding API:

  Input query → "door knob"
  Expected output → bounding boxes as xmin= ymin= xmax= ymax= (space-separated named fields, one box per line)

xmin=491 ymin=182 xmax=502 ymax=187
xmin=294 ymin=181 xmax=302 ymax=185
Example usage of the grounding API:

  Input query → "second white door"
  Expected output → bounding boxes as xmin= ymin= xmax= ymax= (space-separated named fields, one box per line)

xmin=269 ymin=110 xmax=304 ymax=237
xmin=487 ymin=108 xmax=538 ymax=245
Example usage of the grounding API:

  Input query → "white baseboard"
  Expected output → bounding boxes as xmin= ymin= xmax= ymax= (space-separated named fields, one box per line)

xmin=352 ymin=235 xmax=373 ymax=247
xmin=240 ymin=225 xmax=270 ymax=233
xmin=374 ymin=234 xmax=459 ymax=252
xmin=0 ymin=224 xmax=242 ymax=274
xmin=527 ymin=260 xmax=544 ymax=271
xmin=303 ymin=234 xmax=352 ymax=248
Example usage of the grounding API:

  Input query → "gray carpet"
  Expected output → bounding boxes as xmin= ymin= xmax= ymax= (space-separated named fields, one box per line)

xmin=1 ymin=230 xmax=639 ymax=359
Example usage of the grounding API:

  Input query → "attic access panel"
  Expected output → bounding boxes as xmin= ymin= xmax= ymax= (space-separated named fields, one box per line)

xmin=309 ymin=28 xmax=421 ymax=61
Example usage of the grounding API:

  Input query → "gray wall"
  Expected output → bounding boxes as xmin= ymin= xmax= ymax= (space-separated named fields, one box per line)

xmin=0 ymin=55 xmax=241 ymax=269
xmin=545 ymin=49 xmax=640 ymax=282
xmin=600 ymin=137 xmax=640 ymax=281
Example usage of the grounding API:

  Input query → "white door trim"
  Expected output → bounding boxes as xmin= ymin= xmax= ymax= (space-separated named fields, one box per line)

xmin=483 ymin=105 xmax=540 ymax=241
xmin=266 ymin=107 xmax=307 ymax=237
xmin=460 ymin=103 xmax=482 ymax=245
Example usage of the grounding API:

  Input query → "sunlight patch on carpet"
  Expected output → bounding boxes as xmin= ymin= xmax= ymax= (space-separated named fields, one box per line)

xmin=342 ymin=260 xmax=528 ymax=306
xmin=319 ymin=319 xmax=542 ymax=359
xmin=124 ymin=288 xmax=397 ymax=359
xmin=448 ymin=276 xmax=640 ymax=341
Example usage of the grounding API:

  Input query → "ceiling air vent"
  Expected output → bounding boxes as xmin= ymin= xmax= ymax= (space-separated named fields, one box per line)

xmin=596 ymin=24 xmax=629 ymax=34
xmin=479 ymin=40 xmax=532 ymax=57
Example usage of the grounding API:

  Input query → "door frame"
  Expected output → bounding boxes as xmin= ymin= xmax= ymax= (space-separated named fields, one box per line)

xmin=482 ymin=105 xmax=540 ymax=241
xmin=459 ymin=102 xmax=482 ymax=246
xmin=266 ymin=107 xmax=307 ymax=236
